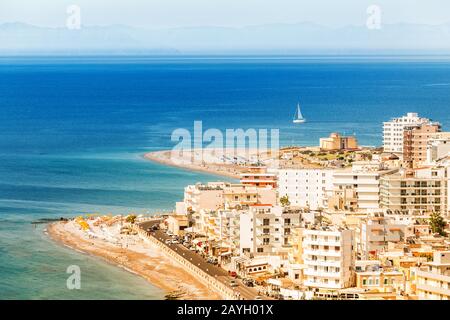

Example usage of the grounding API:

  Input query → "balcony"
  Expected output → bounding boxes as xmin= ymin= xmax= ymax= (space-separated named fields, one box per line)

xmin=304 ymin=258 xmax=342 ymax=267
xmin=303 ymin=248 xmax=342 ymax=257
xmin=303 ymin=269 xmax=342 ymax=278
xmin=303 ymin=238 xmax=341 ymax=247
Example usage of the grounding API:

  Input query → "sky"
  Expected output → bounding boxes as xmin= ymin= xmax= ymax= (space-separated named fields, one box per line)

xmin=1 ymin=0 xmax=450 ymax=28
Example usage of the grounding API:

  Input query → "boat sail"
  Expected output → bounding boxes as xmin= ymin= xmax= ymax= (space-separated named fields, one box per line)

xmin=293 ymin=103 xmax=306 ymax=123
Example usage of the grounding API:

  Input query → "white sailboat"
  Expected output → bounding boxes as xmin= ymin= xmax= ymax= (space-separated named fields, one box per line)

xmin=293 ymin=103 xmax=306 ymax=123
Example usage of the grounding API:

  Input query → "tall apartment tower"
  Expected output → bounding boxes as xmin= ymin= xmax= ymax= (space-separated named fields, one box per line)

xmin=302 ymin=226 xmax=355 ymax=289
xmin=383 ymin=113 xmax=431 ymax=154
xmin=403 ymin=122 xmax=441 ymax=168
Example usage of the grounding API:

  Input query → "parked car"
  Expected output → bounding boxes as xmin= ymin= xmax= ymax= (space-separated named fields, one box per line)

xmin=151 ymin=225 xmax=159 ymax=231
xmin=228 ymin=271 xmax=237 ymax=278
xmin=189 ymin=246 xmax=197 ymax=251
xmin=243 ymin=278 xmax=254 ymax=287
xmin=183 ymin=241 xmax=190 ymax=247
xmin=166 ymin=230 xmax=173 ymax=236
xmin=164 ymin=239 xmax=171 ymax=245
xmin=171 ymin=239 xmax=179 ymax=244
xmin=206 ymin=257 xmax=218 ymax=265
xmin=229 ymin=280 xmax=238 ymax=287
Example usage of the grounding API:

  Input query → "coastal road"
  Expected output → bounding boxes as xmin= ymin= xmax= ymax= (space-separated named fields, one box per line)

xmin=139 ymin=220 xmax=262 ymax=300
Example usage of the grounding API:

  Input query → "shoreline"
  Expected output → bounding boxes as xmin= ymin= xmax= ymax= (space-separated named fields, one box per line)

xmin=143 ymin=149 xmax=272 ymax=179
xmin=46 ymin=221 xmax=222 ymax=300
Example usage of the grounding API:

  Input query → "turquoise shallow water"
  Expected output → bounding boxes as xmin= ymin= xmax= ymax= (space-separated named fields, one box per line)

xmin=0 ymin=155 xmax=229 ymax=300
xmin=0 ymin=56 xmax=450 ymax=299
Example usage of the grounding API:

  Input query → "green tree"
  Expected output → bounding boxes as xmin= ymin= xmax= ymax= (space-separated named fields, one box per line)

xmin=429 ymin=212 xmax=447 ymax=236
xmin=280 ymin=195 xmax=291 ymax=207
xmin=126 ymin=214 xmax=137 ymax=224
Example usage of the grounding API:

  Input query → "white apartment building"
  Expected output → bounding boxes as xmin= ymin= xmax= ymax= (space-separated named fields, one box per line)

xmin=414 ymin=251 xmax=450 ymax=300
xmin=330 ymin=161 xmax=397 ymax=210
xmin=383 ymin=112 xmax=430 ymax=154
xmin=380 ymin=166 xmax=449 ymax=215
xmin=302 ymin=226 xmax=354 ymax=289
xmin=239 ymin=205 xmax=302 ymax=256
xmin=278 ymin=168 xmax=335 ymax=210
xmin=427 ymin=132 xmax=450 ymax=164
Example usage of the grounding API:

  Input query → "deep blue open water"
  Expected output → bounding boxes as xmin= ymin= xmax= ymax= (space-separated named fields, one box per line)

xmin=0 ymin=56 xmax=449 ymax=299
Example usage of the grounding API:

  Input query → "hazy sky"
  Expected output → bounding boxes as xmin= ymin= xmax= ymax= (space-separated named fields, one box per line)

xmin=1 ymin=0 xmax=449 ymax=28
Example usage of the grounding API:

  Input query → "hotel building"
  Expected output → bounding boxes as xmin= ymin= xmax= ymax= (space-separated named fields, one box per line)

xmin=380 ymin=167 xmax=449 ymax=215
xmin=383 ymin=112 xmax=431 ymax=154
xmin=302 ymin=226 xmax=355 ymax=289
xmin=278 ymin=168 xmax=335 ymax=210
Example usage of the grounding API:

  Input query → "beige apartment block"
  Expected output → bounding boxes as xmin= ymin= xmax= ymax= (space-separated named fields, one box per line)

xmin=358 ymin=213 xmax=406 ymax=259
xmin=403 ymin=122 xmax=441 ymax=168
xmin=239 ymin=205 xmax=303 ymax=256
xmin=383 ymin=112 xmax=431 ymax=154
xmin=179 ymin=182 xmax=277 ymax=215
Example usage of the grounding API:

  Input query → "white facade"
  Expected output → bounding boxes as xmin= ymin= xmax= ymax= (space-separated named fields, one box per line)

xmin=302 ymin=227 xmax=354 ymax=289
xmin=332 ymin=162 xmax=395 ymax=210
xmin=426 ymin=132 xmax=450 ymax=164
xmin=278 ymin=169 xmax=335 ymax=210
xmin=383 ymin=112 xmax=430 ymax=153
xmin=380 ymin=166 xmax=449 ymax=216
xmin=239 ymin=205 xmax=302 ymax=256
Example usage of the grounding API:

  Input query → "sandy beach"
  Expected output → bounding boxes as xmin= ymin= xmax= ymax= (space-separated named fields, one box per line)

xmin=47 ymin=220 xmax=221 ymax=300
xmin=144 ymin=148 xmax=278 ymax=179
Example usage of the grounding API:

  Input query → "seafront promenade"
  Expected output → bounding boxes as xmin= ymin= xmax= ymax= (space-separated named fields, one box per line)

xmin=47 ymin=217 xmax=222 ymax=300
xmin=137 ymin=219 xmax=262 ymax=300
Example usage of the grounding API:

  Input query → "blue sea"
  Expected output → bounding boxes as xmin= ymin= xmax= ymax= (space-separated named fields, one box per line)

xmin=0 ymin=56 xmax=450 ymax=299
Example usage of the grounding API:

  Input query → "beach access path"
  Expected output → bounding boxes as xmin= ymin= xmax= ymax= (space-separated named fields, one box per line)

xmin=139 ymin=220 xmax=262 ymax=300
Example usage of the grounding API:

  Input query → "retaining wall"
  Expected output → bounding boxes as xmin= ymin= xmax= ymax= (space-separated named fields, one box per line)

xmin=132 ymin=222 xmax=236 ymax=300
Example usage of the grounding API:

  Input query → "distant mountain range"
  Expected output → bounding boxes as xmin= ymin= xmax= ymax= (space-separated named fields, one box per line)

xmin=1 ymin=22 xmax=450 ymax=55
